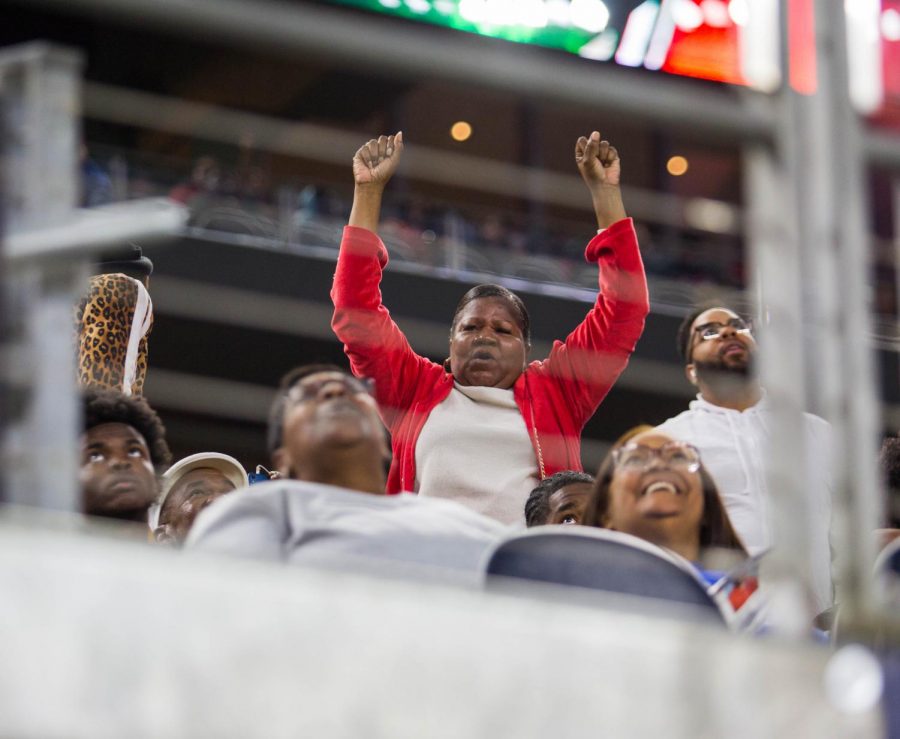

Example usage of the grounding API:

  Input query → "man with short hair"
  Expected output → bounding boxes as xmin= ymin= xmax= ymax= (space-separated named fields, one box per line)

xmin=187 ymin=365 xmax=503 ymax=583
xmin=655 ymin=305 xmax=833 ymax=615
xmin=524 ymin=471 xmax=595 ymax=528
xmin=80 ymin=387 xmax=171 ymax=523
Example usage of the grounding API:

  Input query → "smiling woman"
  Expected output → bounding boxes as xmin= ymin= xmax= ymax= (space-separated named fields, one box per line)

xmin=331 ymin=130 xmax=649 ymax=524
xmin=582 ymin=429 xmax=746 ymax=561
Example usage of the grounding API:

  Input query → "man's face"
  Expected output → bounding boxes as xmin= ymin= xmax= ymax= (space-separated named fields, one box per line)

xmin=157 ymin=467 xmax=236 ymax=543
xmin=276 ymin=371 xmax=387 ymax=477
xmin=449 ymin=297 xmax=528 ymax=389
xmin=80 ymin=422 xmax=158 ymax=521
xmin=687 ymin=308 xmax=756 ymax=383
xmin=546 ymin=482 xmax=593 ymax=525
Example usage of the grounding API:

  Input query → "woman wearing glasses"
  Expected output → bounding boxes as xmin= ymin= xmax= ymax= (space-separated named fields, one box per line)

xmin=582 ymin=429 xmax=765 ymax=628
xmin=582 ymin=428 xmax=746 ymax=564
xmin=331 ymin=131 xmax=649 ymax=524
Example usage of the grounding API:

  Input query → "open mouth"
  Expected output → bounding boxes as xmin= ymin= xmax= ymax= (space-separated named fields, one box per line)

xmin=472 ymin=350 xmax=496 ymax=361
xmin=721 ymin=342 xmax=746 ymax=358
xmin=640 ymin=480 xmax=681 ymax=497
xmin=321 ymin=399 xmax=364 ymax=417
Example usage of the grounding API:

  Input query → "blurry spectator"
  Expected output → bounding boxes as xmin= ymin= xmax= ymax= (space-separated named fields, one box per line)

xmin=80 ymin=387 xmax=171 ymax=523
xmin=265 ymin=364 xmax=389 ymax=491
xmin=524 ymin=471 xmax=594 ymax=528
xmin=655 ymin=305 xmax=833 ymax=616
xmin=152 ymin=452 xmax=248 ymax=546
xmin=80 ymin=143 xmax=113 ymax=207
xmin=169 ymin=156 xmax=221 ymax=205
xmin=186 ymin=365 xmax=503 ymax=581
xmin=238 ymin=165 xmax=272 ymax=206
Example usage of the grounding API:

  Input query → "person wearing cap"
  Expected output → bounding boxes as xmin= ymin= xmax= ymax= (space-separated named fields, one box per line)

xmin=153 ymin=452 xmax=248 ymax=545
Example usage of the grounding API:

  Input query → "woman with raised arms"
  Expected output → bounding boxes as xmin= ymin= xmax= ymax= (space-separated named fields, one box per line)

xmin=331 ymin=130 xmax=649 ymax=525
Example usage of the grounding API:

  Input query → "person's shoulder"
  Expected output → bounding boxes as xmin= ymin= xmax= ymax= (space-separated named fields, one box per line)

xmin=654 ymin=407 xmax=700 ymax=435
xmin=803 ymin=413 xmax=834 ymax=444
xmin=802 ymin=411 xmax=831 ymax=430
xmin=189 ymin=480 xmax=290 ymax=528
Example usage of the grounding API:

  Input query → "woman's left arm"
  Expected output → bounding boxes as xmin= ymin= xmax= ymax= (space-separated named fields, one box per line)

xmin=537 ymin=133 xmax=650 ymax=422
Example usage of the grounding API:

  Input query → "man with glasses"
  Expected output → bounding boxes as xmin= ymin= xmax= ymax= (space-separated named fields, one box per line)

xmin=185 ymin=364 xmax=503 ymax=583
xmin=655 ymin=306 xmax=834 ymax=616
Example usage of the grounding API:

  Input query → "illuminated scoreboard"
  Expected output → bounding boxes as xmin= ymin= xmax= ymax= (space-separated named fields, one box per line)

xmin=326 ymin=0 xmax=778 ymax=88
xmin=326 ymin=0 xmax=900 ymax=122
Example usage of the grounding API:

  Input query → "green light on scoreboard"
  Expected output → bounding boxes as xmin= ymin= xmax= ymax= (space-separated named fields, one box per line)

xmin=327 ymin=0 xmax=617 ymax=57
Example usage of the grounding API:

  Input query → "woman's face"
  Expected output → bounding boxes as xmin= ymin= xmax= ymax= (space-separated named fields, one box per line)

xmin=449 ymin=297 xmax=528 ymax=389
xmin=603 ymin=431 xmax=705 ymax=557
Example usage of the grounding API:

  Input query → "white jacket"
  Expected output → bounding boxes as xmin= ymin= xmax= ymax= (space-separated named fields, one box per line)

xmin=656 ymin=393 xmax=833 ymax=613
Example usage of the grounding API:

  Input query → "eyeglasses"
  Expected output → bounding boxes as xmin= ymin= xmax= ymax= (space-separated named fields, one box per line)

xmin=693 ymin=317 xmax=753 ymax=343
xmin=612 ymin=441 xmax=701 ymax=473
xmin=286 ymin=376 xmax=375 ymax=405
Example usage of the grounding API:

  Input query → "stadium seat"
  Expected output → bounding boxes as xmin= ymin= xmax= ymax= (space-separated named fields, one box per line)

xmin=483 ymin=527 xmax=726 ymax=623
xmin=876 ymin=537 xmax=900 ymax=578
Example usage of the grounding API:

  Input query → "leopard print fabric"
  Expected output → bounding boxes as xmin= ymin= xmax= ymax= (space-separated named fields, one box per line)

xmin=74 ymin=273 xmax=153 ymax=395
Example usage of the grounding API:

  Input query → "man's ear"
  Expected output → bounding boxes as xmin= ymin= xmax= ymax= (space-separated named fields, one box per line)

xmin=271 ymin=447 xmax=289 ymax=478
xmin=685 ymin=364 xmax=698 ymax=386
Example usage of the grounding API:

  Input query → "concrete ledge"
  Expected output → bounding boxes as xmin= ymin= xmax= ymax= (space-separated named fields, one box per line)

xmin=0 ymin=516 xmax=882 ymax=738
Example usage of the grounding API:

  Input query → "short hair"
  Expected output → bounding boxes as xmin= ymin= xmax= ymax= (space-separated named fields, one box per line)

xmin=676 ymin=305 xmax=718 ymax=364
xmin=266 ymin=363 xmax=347 ymax=455
xmin=525 ymin=470 xmax=595 ymax=527
xmin=82 ymin=387 xmax=171 ymax=471
xmin=450 ymin=284 xmax=531 ymax=346
xmin=582 ymin=443 xmax=747 ymax=554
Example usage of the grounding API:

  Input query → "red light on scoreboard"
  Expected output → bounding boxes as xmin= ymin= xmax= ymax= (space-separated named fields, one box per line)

xmin=661 ymin=5 xmax=743 ymax=85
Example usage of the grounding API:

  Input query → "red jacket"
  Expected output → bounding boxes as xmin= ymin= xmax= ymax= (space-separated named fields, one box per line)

xmin=331 ymin=219 xmax=649 ymax=494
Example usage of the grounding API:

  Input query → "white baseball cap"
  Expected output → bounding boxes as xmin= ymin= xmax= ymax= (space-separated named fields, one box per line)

xmin=148 ymin=452 xmax=248 ymax=529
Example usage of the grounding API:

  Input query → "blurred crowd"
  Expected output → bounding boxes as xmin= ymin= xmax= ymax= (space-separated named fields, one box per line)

xmin=81 ymin=147 xmax=900 ymax=317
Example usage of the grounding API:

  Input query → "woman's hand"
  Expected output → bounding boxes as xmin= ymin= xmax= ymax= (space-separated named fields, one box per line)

xmin=349 ymin=132 xmax=404 ymax=232
xmin=575 ymin=131 xmax=626 ymax=229
xmin=353 ymin=132 xmax=404 ymax=189
xmin=575 ymin=130 xmax=620 ymax=188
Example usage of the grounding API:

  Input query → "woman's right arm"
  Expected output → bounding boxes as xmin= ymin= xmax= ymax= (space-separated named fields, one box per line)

xmin=332 ymin=133 xmax=438 ymax=425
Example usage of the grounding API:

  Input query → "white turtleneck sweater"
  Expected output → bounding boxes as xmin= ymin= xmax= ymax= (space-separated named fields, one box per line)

xmin=415 ymin=383 xmax=539 ymax=526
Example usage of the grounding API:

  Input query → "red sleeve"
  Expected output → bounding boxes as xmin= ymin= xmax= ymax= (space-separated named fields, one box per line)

xmin=330 ymin=225 xmax=441 ymax=429
xmin=531 ymin=217 xmax=649 ymax=424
